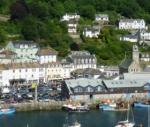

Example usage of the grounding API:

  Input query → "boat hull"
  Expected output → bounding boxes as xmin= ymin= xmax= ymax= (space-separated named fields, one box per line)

xmin=134 ymin=102 xmax=150 ymax=108
xmin=0 ymin=108 xmax=15 ymax=115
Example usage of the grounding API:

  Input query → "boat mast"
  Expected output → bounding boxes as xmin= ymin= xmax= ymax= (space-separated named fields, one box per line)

xmin=127 ymin=102 xmax=130 ymax=122
xmin=148 ymin=104 xmax=150 ymax=127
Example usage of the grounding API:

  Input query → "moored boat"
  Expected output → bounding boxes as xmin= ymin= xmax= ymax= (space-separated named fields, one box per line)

xmin=99 ymin=102 xmax=127 ymax=111
xmin=115 ymin=103 xmax=135 ymax=127
xmin=0 ymin=107 xmax=15 ymax=115
xmin=133 ymin=102 xmax=150 ymax=108
xmin=62 ymin=104 xmax=89 ymax=112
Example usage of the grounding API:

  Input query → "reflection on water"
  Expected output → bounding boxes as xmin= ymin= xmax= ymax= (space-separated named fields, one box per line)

xmin=0 ymin=109 xmax=148 ymax=127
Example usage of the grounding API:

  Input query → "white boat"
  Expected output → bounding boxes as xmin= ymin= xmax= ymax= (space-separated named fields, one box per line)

xmin=62 ymin=104 xmax=89 ymax=112
xmin=115 ymin=103 xmax=135 ymax=127
xmin=63 ymin=121 xmax=81 ymax=127
xmin=69 ymin=121 xmax=81 ymax=127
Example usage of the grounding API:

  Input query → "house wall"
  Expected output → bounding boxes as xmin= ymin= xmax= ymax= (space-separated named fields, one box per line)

xmin=39 ymin=55 xmax=57 ymax=64
xmin=70 ymin=93 xmax=147 ymax=101
xmin=119 ymin=20 xmax=146 ymax=30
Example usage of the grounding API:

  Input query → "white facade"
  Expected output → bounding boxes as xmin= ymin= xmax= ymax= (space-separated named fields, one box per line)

xmin=83 ymin=27 xmax=100 ymax=38
xmin=119 ymin=19 xmax=146 ymax=30
xmin=95 ymin=14 xmax=109 ymax=22
xmin=39 ymin=55 xmax=57 ymax=64
xmin=120 ymin=35 xmax=138 ymax=42
xmin=139 ymin=30 xmax=150 ymax=45
xmin=67 ymin=20 xmax=78 ymax=33
xmin=6 ymin=41 xmax=39 ymax=63
xmin=61 ymin=13 xmax=80 ymax=21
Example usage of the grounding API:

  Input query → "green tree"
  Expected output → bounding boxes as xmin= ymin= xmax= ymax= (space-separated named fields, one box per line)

xmin=10 ymin=0 xmax=29 ymax=20
xmin=79 ymin=5 xmax=95 ymax=19
xmin=21 ymin=16 xmax=39 ymax=40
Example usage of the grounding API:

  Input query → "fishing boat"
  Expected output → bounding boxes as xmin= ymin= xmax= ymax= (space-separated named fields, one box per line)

xmin=0 ymin=107 xmax=15 ymax=115
xmin=99 ymin=102 xmax=127 ymax=111
xmin=62 ymin=104 xmax=89 ymax=112
xmin=133 ymin=102 xmax=150 ymax=108
xmin=115 ymin=103 xmax=135 ymax=127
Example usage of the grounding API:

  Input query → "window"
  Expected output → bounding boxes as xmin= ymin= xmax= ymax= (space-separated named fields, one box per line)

xmin=19 ymin=69 xmax=21 ymax=72
xmin=25 ymin=69 xmax=28 ymax=72
xmin=85 ymin=86 xmax=94 ymax=92
xmin=39 ymin=68 xmax=43 ymax=72
xmin=32 ymin=68 xmax=36 ymax=72
xmin=13 ymin=70 xmax=15 ymax=73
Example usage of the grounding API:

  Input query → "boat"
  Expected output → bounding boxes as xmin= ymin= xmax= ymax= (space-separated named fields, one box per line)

xmin=133 ymin=102 xmax=150 ymax=108
xmin=115 ymin=103 xmax=135 ymax=127
xmin=0 ymin=107 xmax=15 ymax=115
xmin=62 ymin=104 xmax=89 ymax=112
xmin=99 ymin=102 xmax=127 ymax=111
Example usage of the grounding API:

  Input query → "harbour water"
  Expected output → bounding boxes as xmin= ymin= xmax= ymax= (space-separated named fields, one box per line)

xmin=0 ymin=109 xmax=148 ymax=127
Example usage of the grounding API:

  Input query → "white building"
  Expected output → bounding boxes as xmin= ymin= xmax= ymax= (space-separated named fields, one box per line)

xmin=67 ymin=20 xmax=78 ymax=33
xmin=0 ymin=63 xmax=42 ymax=86
xmin=67 ymin=51 xmax=97 ymax=69
xmin=119 ymin=19 xmax=146 ymax=30
xmin=95 ymin=14 xmax=109 ymax=22
xmin=6 ymin=40 xmax=39 ymax=63
xmin=120 ymin=34 xmax=138 ymax=43
xmin=0 ymin=50 xmax=17 ymax=64
xmin=61 ymin=13 xmax=80 ymax=21
xmin=36 ymin=47 xmax=57 ymax=64
xmin=139 ymin=30 xmax=150 ymax=45
xmin=83 ymin=26 xmax=100 ymax=38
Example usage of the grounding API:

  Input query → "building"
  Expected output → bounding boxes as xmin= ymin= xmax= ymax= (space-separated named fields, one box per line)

xmin=119 ymin=45 xmax=141 ymax=74
xmin=139 ymin=30 xmax=150 ymax=45
xmin=71 ymin=68 xmax=102 ymax=79
xmin=67 ymin=51 xmax=97 ymax=69
xmin=0 ymin=50 xmax=17 ymax=64
xmin=120 ymin=34 xmax=138 ymax=43
xmin=95 ymin=14 xmax=109 ymax=23
xmin=140 ymin=52 xmax=150 ymax=62
xmin=83 ymin=25 xmax=100 ymax=38
xmin=123 ymin=72 xmax=150 ymax=80
xmin=61 ymin=13 xmax=80 ymax=21
xmin=62 ymin=78 xmax=148 ymax=100
xmin=36 ymin=47 xmax=57 ymax=64
xmin=119 ymin=19 xmax=146 ymax=30
xmin=67 ymin=19 xmax=78 ymax=33
xmin=6 ymin=40 xmax=39 ymax=63
xmin=0 ymin=63 xmax=42 ymax=86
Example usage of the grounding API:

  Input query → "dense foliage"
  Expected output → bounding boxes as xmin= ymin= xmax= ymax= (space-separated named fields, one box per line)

xmin=0 ymin=0 xmax=150 ymax=64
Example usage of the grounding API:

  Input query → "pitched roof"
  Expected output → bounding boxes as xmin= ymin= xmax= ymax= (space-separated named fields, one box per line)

xmin=0 ymin=50 xmax=16 ymax=55
xmin=103 ymin=79 xmax=146 ymax=88
xmin=119 ymin=58 xmax=132 ymax=69
xmin=72 ymin=68 xmax=101 ymax=75
xmin=36 ymin=47 xmax=57 ymax=56
xmin=11 ymin=40 xmax=38 ymax=48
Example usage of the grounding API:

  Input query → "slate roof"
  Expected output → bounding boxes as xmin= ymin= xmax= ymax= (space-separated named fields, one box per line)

xmin=72 ymin=68 xmax=101 ymax=75
xmin=119 ymin=58 xmax=132 ymax=69
xmin=103 ymin=80 xmax=146 ymax=88
xmin=11 ymin=40 xmax=38 ymax=48
xmin=36 ymin=47 xmax=57 ymax=56
xmin=0 ymin=50 xmax=16 ymax=56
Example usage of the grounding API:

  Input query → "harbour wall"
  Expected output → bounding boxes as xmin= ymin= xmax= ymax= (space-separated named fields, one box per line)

xmin=1 ymin=93 xmax=148 ymax=112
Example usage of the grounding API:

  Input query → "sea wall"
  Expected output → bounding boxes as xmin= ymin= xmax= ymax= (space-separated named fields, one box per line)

xmin=1 ymin=101 xmax=66 ymax=112
xmin=1 ymin=93 xmax=148 ymax=112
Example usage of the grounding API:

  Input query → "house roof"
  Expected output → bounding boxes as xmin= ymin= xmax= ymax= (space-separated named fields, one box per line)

xmin=103 ymin=80 xmax=146 ymax=88
xmin=72 ymin=68 xmax=101 ymax=75
xmin=0 ymin=50 xmax=17 ymax=59
xmin=0 ymin=50 xmax=16 ymax=56
xmin=120 ymin=19 xmax=145 ymax=23
xmin=36 ymin=47 xmax=57 ymax=56
xmin=65 ymin=78 xmax=103 ymax=94
xmin=11 ymin=40 xmax=38 ymax=48
xmin=119 ymin=58 xmax=132 ymax=69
